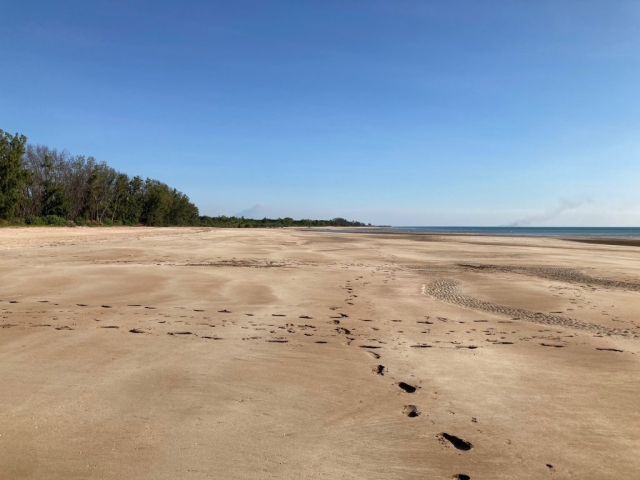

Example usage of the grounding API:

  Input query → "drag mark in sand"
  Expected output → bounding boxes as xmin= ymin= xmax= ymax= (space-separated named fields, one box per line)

xmin=423 ymin=279 xmax=634 ymax=337
xmin=457 ymin=263 xmax=640 ymax=292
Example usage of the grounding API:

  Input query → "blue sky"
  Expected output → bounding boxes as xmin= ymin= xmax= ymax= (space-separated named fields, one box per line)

xmin=2 ymin=0 xmax=639 ymax=225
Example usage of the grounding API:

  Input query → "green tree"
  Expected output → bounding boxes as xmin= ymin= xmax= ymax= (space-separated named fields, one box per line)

xmin=0 ymin=130 xmax=30 ymax=220
xmin=41 ymin=155 xmax=70 ymax=217
xmin=86 ymin=162 xmax=116 ymax=223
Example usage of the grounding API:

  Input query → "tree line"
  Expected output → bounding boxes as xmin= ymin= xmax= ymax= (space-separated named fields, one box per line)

xmin=0 ymin=129 xmax=367 ymax=228
xmin=199 ymin=216 xmax=368 ymax=228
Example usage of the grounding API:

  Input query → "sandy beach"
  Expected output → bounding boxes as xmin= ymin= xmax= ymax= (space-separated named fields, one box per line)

xmin=1 ymin=227 xmax=638 ymax=479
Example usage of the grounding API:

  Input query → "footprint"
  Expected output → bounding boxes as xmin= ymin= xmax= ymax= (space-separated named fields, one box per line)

xmin=402 ymin=405 xmax=420 ymax=417
xmin=219 ymin=309 xmax=231 ymax=313
xmin=101 ymin=305 xmax=112 ymax=309
xmin=77 ymin=304 xmax=88 ymax=307
xmin=129 ymin=328 xmax=145 ymax=334
xmin=596 ymin=348 xmax=623 ymax=352
xmin=438 ymin=433 xmax=473 ymax=451
xmin=299 ymin=315 xmax=313 ymax=319
xmin=372 ymin=365 xmax=385 ymax=375
xmin=540 ymin=343 xmax=565 ymax=348
xmin=100 ymin=326 xmax=119 ymax=329
xmin=398 ymin=382 xmax=417 ymax=393
xmin=452 ymin=475 xmax=470 ymax=480
xmin=410 ymin=344 xmax=432 ymax=348
xmin=168 ymin=331 xmax=193 ymax=335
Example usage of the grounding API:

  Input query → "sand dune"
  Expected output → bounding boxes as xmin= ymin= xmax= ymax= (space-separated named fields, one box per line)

xmin=1 ymin=227 xmax=638 ymax=479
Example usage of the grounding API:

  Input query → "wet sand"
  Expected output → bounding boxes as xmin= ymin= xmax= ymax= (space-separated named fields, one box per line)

xmin=1 ymin=227 xmax=638 ymax=479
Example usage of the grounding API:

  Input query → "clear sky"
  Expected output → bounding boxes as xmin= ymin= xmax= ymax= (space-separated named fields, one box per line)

xmin=2 ymin=0 xmax=639 ymax=225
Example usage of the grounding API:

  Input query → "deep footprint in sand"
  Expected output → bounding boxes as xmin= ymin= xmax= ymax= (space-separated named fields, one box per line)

xmin=402 ymin=405 xmax=420 ymax=417
xmin=438 ymin=433 xmax=473 ymax=451
xmin=398 ymin=382 xmax=417 ymax=393
xmin=372 ymin=365 xmax=385 ymax=375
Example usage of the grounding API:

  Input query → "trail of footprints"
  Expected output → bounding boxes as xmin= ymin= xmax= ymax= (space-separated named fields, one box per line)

xmin=2 ymin=265 xmax=636 ymax=479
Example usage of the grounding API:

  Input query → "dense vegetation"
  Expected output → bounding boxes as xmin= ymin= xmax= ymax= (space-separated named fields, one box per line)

xmin=0 ymin=129 xmax=367 ymax=228
xmin=199 ymin=216 xmax=367 ymax=228
xmin=0 ymin=129 xmax=199 ymax=226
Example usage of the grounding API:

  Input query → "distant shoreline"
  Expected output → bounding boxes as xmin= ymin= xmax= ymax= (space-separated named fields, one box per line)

xmin=308 ymin=226 xmax=640 ymax=246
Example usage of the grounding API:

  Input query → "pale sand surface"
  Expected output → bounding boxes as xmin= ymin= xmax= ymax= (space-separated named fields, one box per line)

xmin=1 ymin=227 xmax=639 ymax=479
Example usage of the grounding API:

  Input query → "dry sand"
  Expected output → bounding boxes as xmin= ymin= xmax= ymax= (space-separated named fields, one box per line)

xmin=1 ymin=227 xmax=638 ymax=479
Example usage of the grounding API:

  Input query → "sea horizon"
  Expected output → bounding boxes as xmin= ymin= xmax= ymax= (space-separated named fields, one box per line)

xmin=359 ymin=226 xmax=640 ymax=238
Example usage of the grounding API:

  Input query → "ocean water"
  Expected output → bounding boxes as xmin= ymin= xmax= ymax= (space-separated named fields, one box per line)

xmin=378 ymin=227 xmax=640 ymax=238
